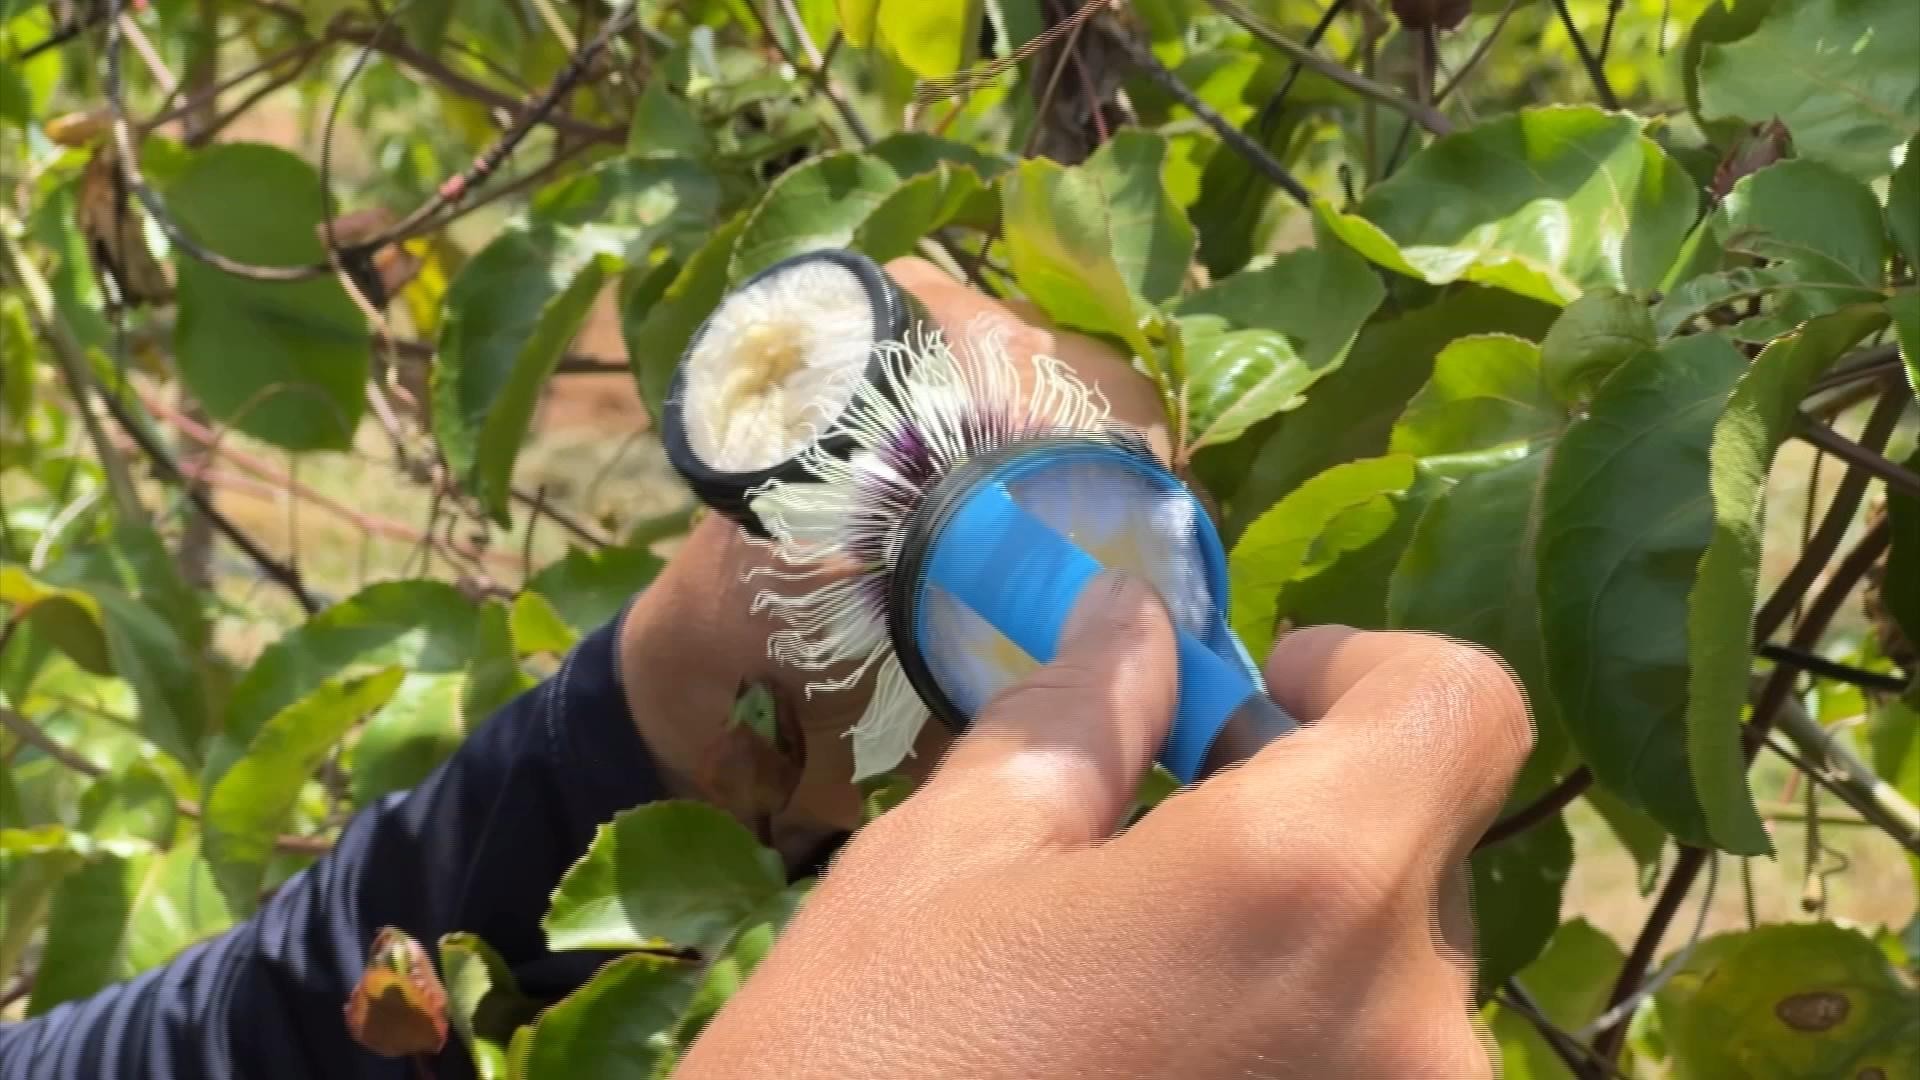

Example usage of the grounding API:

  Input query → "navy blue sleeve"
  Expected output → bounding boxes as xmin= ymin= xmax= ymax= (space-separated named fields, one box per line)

xmin=0 ymin=614 xmax=664 ymax=1080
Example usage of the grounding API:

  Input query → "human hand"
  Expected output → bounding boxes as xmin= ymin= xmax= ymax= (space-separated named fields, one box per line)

xmin=616 ymin=257 xmax=1169 ymax=868
xmin=673 ymin=578 xmax=1533 ymax=1079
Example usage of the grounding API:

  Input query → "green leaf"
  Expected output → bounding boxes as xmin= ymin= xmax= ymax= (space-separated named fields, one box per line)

xmin=81 ymin=760 xmax=179 ymax=849
xmin=1220 ymin=287 xmax=1558 ymax=539
xmin=121 ymin=838 xmax=233 ymax=974
xmin=1686 ymin=306 xmax=1886 ymax=856
xmin=463 ymin=601 xmax=534 ymax=729
xmin=866 ymin=132 xmax=1011 ymax=182
xmin=0 ymin=566 xmax=109 ymax=675
xmin=837 ymin=0 xmax=881 ymax=49
xmin=1698 ymin=0 xmax=1920 ymax=181
xmin=1488 ymin=918 xmax=1627 ymax=1080
xmin=165 ymin=143 xmax=369 ymax=450
xmin=1001 ymin=156 xmax=1153 ymax=360
xmin=1539 ymin=334 xmax=1750 ymax=848
xmin=1174 ymin=239 xmax=1385 ymax=452
xmin=1652 ymin=264 xmax=1802 ymax=340
xmin=524 ymin=542 xmax=664 ymax=636
xmin=518 ymin=952 xmax=702 ymax=1079
xmin=509 ymin=591 xmax=579 ymax=656
xmin=1388 ymin=335 xmax=1561 ymax=462
xmin=1656 ymin=922 xmax=1920 ymax=1078
xmin=877 ymin=0 xmax=980 ymax=78
xmin=1229 ymin=455 xmax=1418 ymax=661
xmin=1081 ymin=131 xmax=1196 ymax=306
xmin=1540 ymin=289 xmax=1655 ymax=405
xmin=217 ymin=581 xmax=476 ymax=778
xmin=1891 ymin=289 xmax=1920 ymax=395
xmin=624 ymin=212 xmax=748 ymax=425
xmin=440 ymin=933 xmax=539 ymax=1080
xmin=1584 ymin=785 xmax=1668 ymax=895
xmin=398 ymin=0 xmax=454 ymax=55
xmin=731 ymin=152 xmax=903 ymax=279
xmin=851 ymin=164 xmax=987 ymax=263
xmin=1889 ymin=136 xmax=1920 ymax=269
xmin=26 ymin=854 xmax=138 ymax=1016
xmin=205 ymin=667 xmax=406 ymax=913
xmin=1884 ymin=448 xmax=1920 ymax=658
xmin=435 ymin=224 xmax=620 ymax=524
xmin=677 ymin=883 xmax=810 ymax=1045
xmin=1471 ymin=807 xmax=1574 ymax=997
xmin=1866 ymin=698 xmax=1919 ymax=830
xmin=349 ymin=673 xmax=463 ymax=806
xmin=530 ymin=157 xmax=720 ymax=262
xmin=1317 ymin=108 xmax=1696 ymax=304
xmin=1717 ymin=159 xmax=1889 ymax=294
xmin=543 ymin=801 xmax=786 ymax=953
xmin=629 ymin=81 xmax=711 ymax=160
xmin=1389 ymin=455 xmax=1568 ymax=804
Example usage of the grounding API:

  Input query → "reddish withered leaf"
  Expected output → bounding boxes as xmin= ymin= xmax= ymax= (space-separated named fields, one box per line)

xmin=343 ymin=927 xmax=450 ymax=1058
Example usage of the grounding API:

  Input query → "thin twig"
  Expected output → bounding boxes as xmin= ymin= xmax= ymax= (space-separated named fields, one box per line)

xmin=1793 ymin=411 xmax=1920 ymax=502
xmin=0 ymin=705 xmax=333 ymax=856
xmin=1204 ymin=0 xmax=1453 ymax=135
xmin=1436 ymin=0 xmax=1522 ymax=104
xmin=1477 ymin=767 xmax=1594 ymax=849
xmin=1548 ymin=0 xmax=1621 ymax=109
xmin=1755 ymin=392 xmax=1908 ymax=639
xmin=1109 ymin=28 xmax=1312 ymax=207
xmin=1756 ymin=642 xmax=1908 ymax=693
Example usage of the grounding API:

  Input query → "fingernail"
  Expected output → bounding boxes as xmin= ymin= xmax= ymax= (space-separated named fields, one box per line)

xmin=1059 ymin=571 xmax=1159 ymax=656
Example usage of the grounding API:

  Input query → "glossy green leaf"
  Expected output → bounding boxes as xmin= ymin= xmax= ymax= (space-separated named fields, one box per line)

xmin=524 ymin=542 xmax=664 ymax=636
xmin=543 ymin=801 xmax=786 ymax=953
xmin=1656 ymin=922 xmax=1920 ymax=1078
xmin=1175 ymin=239 xmax=1385 ymax=453
xmin=851 ymin=164 xmax=987 ymax=263
xmin=205 ymin=667 xmax=406 ymax=914
xmin=1221 ymin=287 xmax=1558 ymax=538
xmin=0 ymin=566 xmax=109 ymax=675
xmin=509 ymin=591 xmax=579 ymax=656
xmin=1889 ymin=136 xmax=1920 ymax=269
xmin=1687 ymin=307 xmax=1886 ymax=855
xmin=121 ymin=839 xmax=233 ymax=975
xmin=217 ymin=581 xmax=476 ymax=780
xmin=440 ymin=932 xmax=539 ymax=1080
xmin=1001 ymin=156 xmax=1153 ymax=360
xmin=1698 ymin=0 xmax=1920 ymax=181
xmin=1539 ymin=334 xmax=1750 ymax=848
xmin=732 ymin=152 xmax=902 ymax=279
xmin=837 ymin=0 xmax=881 ymax=48
xmin=80 ymin=760 xmax=178 ymax=849
xmin=1472 ymin=806 xmax=1574 ymax=997
xmin=1652 ymin=264 xmax=1801 ymax=340
xmin=350 ymin=673 xmax=463 ymax=806
xmin=1388 ymin=335 xmax=1560 ymax=462
xmin=463 ymin=601 xmax=534 ymax=730
xmin=1317 ymin=108 xmax=1696 ymax=304
xmin=677 ymin=882 xmax=810 ymax=1045
xmin=518 ymin=952 xmax=702 ymax=1079
xmin=531 ymin=158 xmax=720 ymax=262
xmin=1082 ymin=131 xmax=1196 ymax=306
xmin=435 ymin=224 xmax=620 ymax=524
xmin=623 ymin=212 xmax=748 ymax=424
xmin=165 ymin=144 xmax=369 ymax=450
xmin=1488 ymin=918 xmax=1628 ymax=1079
xmin=1540 ymin=289 xmax=1655 ymax=405
xmin=878 ymin=0 xmax=980 ymax=78
xmin=1891 ymin=289 xmax=1920 ymax=395
xmin=1229 ymin=454 xmax=1418 ymax=661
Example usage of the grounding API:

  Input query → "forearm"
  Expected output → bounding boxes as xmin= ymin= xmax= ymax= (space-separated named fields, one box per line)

xmin=0 ymin=616 xmax=660 ymax=1080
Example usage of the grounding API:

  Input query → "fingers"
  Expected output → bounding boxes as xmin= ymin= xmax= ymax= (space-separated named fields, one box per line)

xmin=1246 ymin=627 xmax=1535 ymax=866
xmin=906 ymin=572 xmax=1179 ymax=857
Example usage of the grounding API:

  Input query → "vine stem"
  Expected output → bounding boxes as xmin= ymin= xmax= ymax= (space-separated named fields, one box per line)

xmin=1476 ymin=767 xmax=1594 ymax=850
xmin=1548 ymin=0 xmax=1622 ymax=110
xmin=1202 ymin=0 xmax=1454 ymax=135
xmin=1589 ymin=517 xmax=1894 ymax=1068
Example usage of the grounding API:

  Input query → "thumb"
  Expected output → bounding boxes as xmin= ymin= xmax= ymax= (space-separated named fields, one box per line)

xmin=919 ymin=571 xmax=1179 ymax=854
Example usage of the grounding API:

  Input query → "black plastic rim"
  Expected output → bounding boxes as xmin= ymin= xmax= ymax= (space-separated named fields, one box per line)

xmin=660 ymin=248 xmax=924 ymax=537
xmin=886 ymin=431 xmax=1152 ymax=735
